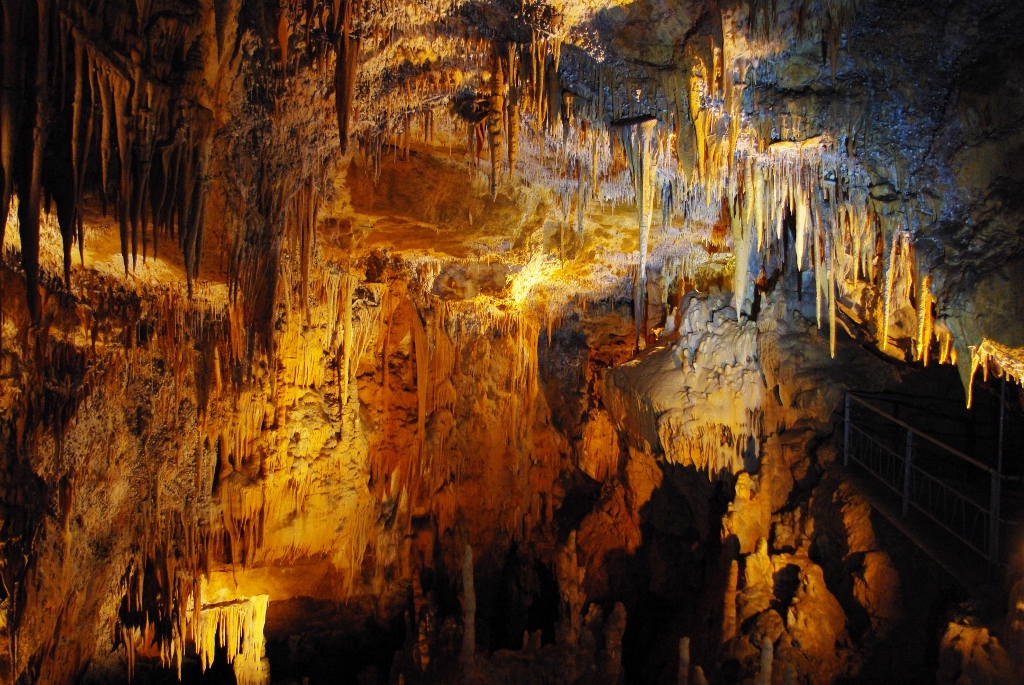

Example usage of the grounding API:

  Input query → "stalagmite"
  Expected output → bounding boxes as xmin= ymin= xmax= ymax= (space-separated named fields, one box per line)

xmin=692 ymin=666 xmax=708 ymax=685
xmin=555 ymin=530 xmax=586 ymax=647
xmin=678 ymin=636 xmax=690 ymax=685
xmin=722 ymin=558 xmax=738 ymax=643
xmin=758 ymin=636 xmax=773 ymax=685
xmin=604 ymin=602 xmax=627 ymax=685
xmin=461 ymin=544 xmax=476 ymax=667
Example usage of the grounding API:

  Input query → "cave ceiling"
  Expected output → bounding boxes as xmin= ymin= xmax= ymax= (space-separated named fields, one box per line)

xmin=3 ymin=0 xmax=1024 ymax=386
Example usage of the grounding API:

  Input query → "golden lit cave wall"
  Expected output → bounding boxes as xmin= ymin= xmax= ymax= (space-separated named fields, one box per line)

xmin=0 ymin=253 xmax=582 ymax=681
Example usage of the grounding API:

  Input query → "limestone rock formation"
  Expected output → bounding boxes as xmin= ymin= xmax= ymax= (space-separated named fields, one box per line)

xmin=1 ymin=0 xmax=1022 ymax=683
xmin=938 ymin=623 xmax=1017 ymax=685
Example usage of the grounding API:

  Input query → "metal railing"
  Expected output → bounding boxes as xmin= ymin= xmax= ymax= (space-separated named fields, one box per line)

xmin=843 ymin=393 xmax=1018 ymax=565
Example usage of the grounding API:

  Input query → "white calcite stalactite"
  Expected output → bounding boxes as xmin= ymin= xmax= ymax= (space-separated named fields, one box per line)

xmin=968 ymin=339 xmax=1024 ymax=409
xmin=195 ymin=595 xmax=270 ymax=685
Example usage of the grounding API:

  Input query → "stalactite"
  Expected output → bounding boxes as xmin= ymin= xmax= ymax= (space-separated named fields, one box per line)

xmin=335 ymin=0 xmax=360 ymax=154
xmin=915 ymin=274 xmax=934 ymax=366
xmin=339 ymin=274 xmax=357 ymax=410
xmin=968 ymin=340 xmax=1024 ymax=409
xmin=487 ymin=45 xmax=505 ymax=200
xmin=0 ymin=0 xmax=23 ymax=257
xmin=411 ymin=304 xmax=429 ymax=505
xmin=195 ymin=595 xmax=270 ymax=681
xmin=98 ymin=66 xmax=114 ymax=216
xmin=938 ymin=325 xmax=956 ymax=367
xmin=17 ymin=0 xmax=51 ymax=323
xmin=132 ymin=82 xmax=157 ymax=267
xmin=278 ymin=9 xmax=291 ymax=78
xmin=113 ymin=72 xmax=134 ymax=273
xmin=880 ymin=228 xmax=898 ymax=351
xmin=507 ymin=49 xmax=519 ymax=176
xmin=68 ymin=32 xmax=86 ymax=280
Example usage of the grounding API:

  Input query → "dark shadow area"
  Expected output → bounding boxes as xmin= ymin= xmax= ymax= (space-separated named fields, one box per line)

xmin=264 ymin=599 xmax=406 ymax=685
xmin=135 ymin=643 xmax=237 ymax=684
xmin=833 ymin=504 xmax=971 ymax=685
xmin=618 ymin=463 xmax=730 ymax=685
xmin=485 ymin=543 xmax=562 ymax=651
xmin=854 ymin=365 xmax=1023 ymax=478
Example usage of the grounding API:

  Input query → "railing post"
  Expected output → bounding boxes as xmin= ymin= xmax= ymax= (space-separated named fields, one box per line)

xmin=998 ymin=377 xmax=1006 ymax=475
xmin=902 ymin=429 xmax=913 ymax=517
xmin=991 ymin=378 xmax=1005 ymax=567
xmin=989 ymin=471 xmax=1001 ymax=565
xmin=843 ymin=394 xmax=851 ymax=467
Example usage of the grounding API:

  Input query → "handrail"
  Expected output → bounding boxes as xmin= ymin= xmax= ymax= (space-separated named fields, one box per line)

xmin=848 ymin=394 xmax=1021 ymax=480
xmin=854 ymin=391 xmax=1019 ymax=433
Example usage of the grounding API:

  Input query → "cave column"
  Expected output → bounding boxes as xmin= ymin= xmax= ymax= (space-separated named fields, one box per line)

xmin=615 ymin=116 xmax=658 ymax=351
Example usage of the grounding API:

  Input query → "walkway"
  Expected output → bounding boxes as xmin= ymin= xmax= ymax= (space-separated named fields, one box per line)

xmin=840 ymin=393 xmax=1023 ymax=598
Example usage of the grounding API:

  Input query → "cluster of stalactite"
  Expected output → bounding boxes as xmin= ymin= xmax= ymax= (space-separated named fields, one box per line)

xmin=1 ymin=0 xmax=899 ymax=381
xmin=726 ymin=135 xmax=953 ymax=371
xmin=436 ymin=0 xmax=957 ymax=375
xmin=366 ymin=287 xmax=544 ymax=540
xmin=0 ymin=0 xmax=222 ymax=322
xmin=968 ymin=340 xmax=1024 ymax=409
xmin=39 ymin=254 xmax=551 ymax=680
xmin=747 ymin=0 xmax=860 ymax=77
xmin=119 ymin=541 xmax=270 ymax=682
xmin=333 ymin=0 xmax=880 ymax=359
